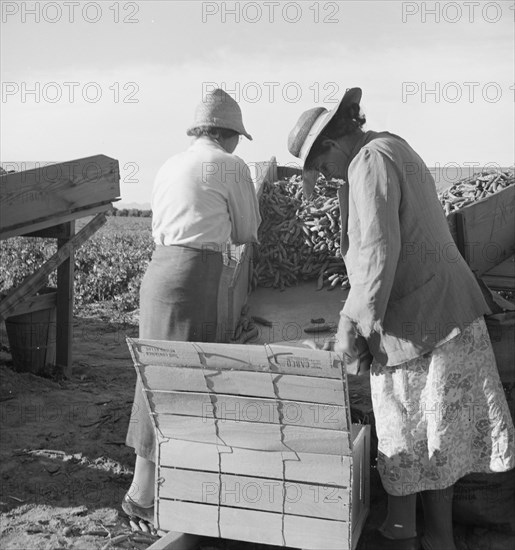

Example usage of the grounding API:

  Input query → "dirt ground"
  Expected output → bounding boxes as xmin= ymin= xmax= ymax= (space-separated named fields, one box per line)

xmin=0 ymin=305 xmax=513 ymax=550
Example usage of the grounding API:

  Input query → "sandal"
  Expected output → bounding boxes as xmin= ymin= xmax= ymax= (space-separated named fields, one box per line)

xmin=121 ymin=493 xmax=154 ymax=524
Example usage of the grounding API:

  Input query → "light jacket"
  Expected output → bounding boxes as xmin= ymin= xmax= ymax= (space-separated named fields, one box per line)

xmin=340 ymin=131 xmax=490 ymax=366
xmin=152 ymin=137 xmax=261 ymax=249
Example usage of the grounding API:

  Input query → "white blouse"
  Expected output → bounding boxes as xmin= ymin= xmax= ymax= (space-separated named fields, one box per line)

xmin=151 ymin=137 xmax=261 ymax=249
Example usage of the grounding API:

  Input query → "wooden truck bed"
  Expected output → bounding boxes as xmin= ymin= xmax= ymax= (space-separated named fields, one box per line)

xmin=140 ymin=161 xmax=513 ymax=550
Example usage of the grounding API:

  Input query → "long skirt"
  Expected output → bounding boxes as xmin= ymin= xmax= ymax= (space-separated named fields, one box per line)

xmin=125 ymin=244 xmax=223 ymax=461
xmin=371 ymin=316 xmax=515 ymax=496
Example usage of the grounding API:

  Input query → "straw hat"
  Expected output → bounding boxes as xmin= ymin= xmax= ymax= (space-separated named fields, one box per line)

xmin=287 ymin=87 xmax=362 ymax=197
xmin=187 ymin=88 xmax=252 ymax=140
xmin=288 ymin=87 xmax=362 ymax=161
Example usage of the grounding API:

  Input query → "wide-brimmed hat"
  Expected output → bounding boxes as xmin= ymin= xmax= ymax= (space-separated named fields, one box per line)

xmin=187 ymin=88 xmax=252 ymax=140
xmin=287 ymin=87 xmax=362 ymax=196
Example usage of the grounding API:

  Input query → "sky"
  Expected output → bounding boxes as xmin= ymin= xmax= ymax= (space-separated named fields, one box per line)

xmin=1 ymin=0 xmax=514 ymax=206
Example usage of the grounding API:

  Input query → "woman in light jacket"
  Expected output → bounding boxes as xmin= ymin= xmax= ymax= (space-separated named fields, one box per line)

xmin=123 ymin=89 xmax=261 ymax=522
xmin=288 ymin=88 xmax=514 ymax=550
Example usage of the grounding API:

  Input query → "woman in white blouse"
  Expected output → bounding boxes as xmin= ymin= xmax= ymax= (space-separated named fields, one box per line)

xmin=123 ymin=89 xmax=261 ymax=523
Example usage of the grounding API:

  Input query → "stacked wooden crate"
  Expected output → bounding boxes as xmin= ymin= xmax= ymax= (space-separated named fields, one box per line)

xmin=127 ymin=339 xmax=370 ymax=550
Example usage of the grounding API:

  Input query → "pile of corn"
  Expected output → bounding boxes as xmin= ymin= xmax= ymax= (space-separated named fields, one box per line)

xmin=252 ymin=175 xmax=348 ymax=291
xmin=438 ymin=169 xmax=514 ymax=215
xmin=253 ymin=169 xmax=514 ymax=291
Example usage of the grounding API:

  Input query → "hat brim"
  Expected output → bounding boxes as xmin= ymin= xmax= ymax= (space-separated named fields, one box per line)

xmin=300 ymin=87 xmax=362 ymax=196
xmin=186 ymin=124 xmax=253 ymax=141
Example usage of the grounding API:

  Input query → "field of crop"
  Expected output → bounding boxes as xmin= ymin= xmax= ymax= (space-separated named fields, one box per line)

xmin=0 ymin=216 xmax=154 ymax=315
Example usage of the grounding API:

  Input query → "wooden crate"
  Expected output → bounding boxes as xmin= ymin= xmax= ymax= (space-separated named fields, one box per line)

xmin=446 ymin=184 xmax=515 ymax=277
xmin=127 ymin=339 xmax=370 ymax=550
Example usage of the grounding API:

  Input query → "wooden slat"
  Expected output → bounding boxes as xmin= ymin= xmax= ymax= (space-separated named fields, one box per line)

xmin=23 ymin=222 xmax=78 ymax=239
xmin=158 ymin=439 xmax=221 ymax=473
xmin=283 ymin=451 xmax=351 ymax=487
xmin=56 ymin=221 xmax=75 ymax=377
xmin=218 ymin=507 xmax=284 ymax=546
xmin=284 ymin=515 xmax=350 ymax=550
xmin=160 ymin=469 xmax=219 ymax=506
xmin=129 ymin=339 xmax=344 ymax=380
xmin=0 ymin=155 xmax=120 ymax=236
xmin=0 ymin=213 xmax=106 ymax=320
xmin=3 ymin=290 xmax=56 ymax=318
xmin=284 ymin=481 xmax=349 ymax=521
xmin=0 ymin=202 xmax=113 ymax=240
xmin=351 ymin=426 xmax=371 ymax=550
xmin=156 ymin=501 xmax=219 ymax=537
xmin=140 ymin=365 xmax=275 ymax=397
xmin=147 ymin=390 xmax=348 ymax=430
xmin=159 ymin=469 xmax=350 ymax=520
xmin=139 ymin=365 xmax=345 ymax=405
xmin=273 ymin=374 xmax=345 ymax=405
xmin=154 ymin=416 xmax=351 ymax=455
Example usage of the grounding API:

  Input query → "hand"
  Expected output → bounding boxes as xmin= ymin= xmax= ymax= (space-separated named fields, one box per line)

xmin=321 ymin=336 xmax=336 ymax=351
xmin=333 ymin=316 xmax=358 ymax=360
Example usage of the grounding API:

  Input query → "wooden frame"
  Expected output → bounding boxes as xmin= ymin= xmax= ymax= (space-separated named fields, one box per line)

xmin=0 ymin=155 xmax=119 ymax=238
xmin=0 ymin=156 xmax=120 ymax=376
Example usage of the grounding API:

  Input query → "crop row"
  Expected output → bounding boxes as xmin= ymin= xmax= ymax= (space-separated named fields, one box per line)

xmin=0 ymin=220 xmax=154 ymax=313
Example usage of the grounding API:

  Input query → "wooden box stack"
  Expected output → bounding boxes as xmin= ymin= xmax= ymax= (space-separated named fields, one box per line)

xmin=127 ymin=339 xmax=370 ymax=550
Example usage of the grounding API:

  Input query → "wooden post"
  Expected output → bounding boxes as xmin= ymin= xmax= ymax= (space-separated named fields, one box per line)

xmin=56 ymin=221 xmax=75 ymax=378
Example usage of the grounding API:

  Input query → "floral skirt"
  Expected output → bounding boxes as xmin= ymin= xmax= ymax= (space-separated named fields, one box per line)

xmin=371 ymin=317 xmax=515 ymax=496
